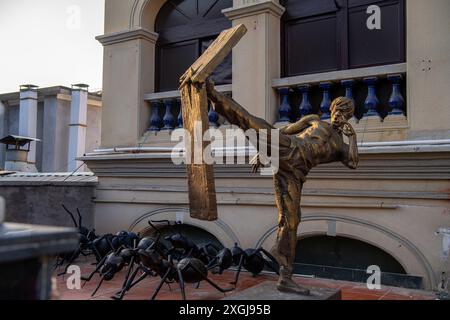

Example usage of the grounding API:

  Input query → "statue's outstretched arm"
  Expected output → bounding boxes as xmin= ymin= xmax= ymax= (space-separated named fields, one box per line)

xmin=341 ymin=124 xmax=359 ymax=169
xmin=280 ymin=115 xmax=320 ymax=135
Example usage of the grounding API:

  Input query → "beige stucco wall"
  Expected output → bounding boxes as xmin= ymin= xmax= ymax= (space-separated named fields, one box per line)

xmin=406 ymin=0 xmax=450 ymax=139
xmin=104 ymin=0 xmax=134 ymax=34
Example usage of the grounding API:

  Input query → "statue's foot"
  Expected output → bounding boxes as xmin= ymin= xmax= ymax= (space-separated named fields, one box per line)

xmin=277 ymin=278 xmax=310 ymax=296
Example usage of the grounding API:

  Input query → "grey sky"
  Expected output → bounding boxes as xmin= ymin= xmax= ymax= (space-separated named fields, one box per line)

xmin=0 ymin=0 xmax=104 ymax=93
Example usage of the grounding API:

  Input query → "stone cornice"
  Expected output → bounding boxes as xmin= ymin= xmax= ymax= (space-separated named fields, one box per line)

xmin=96 ymin=27 xmax=159 ymax=46
xmin=222 ymin=1 xmax=285 ymax=20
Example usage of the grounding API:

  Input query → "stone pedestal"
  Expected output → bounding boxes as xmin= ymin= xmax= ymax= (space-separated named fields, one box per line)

xmin=0 ymin=223 xmax=78 ymax=300
xmin=224 ymin=281 xmax=341 ymax=300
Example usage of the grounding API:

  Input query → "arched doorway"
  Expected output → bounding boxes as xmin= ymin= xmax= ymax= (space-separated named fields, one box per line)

xmin=294 ymin=235 xmax=422 ymax=289
xmin=155 ymin=0 xmax=233 ymax=92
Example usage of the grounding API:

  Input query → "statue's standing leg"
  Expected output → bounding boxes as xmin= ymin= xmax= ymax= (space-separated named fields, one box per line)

xmin=273 ymin=172 xmax=310 ymax=295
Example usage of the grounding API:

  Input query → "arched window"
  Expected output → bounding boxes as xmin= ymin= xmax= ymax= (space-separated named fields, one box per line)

xmin=155 ymin=0 xmax=233 ymax=92
xmin=295 ymin=236 xmax=422 ymax=289
xmin=281 ymin=0 xmax=405 ymax=77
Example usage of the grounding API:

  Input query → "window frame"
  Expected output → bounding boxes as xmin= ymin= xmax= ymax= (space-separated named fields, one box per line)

xmin=281 ymin=0 xmax=406 ymax=78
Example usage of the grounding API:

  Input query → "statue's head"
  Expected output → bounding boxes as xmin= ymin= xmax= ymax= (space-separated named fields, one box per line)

xmin=330 ymin=97 xmax=355 ymax=128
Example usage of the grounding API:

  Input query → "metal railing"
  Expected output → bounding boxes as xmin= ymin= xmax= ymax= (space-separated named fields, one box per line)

xmin=144 ymin=84 xmax=232 ymax=131
xmin=272 ymin=63 xmax=407 ymax=123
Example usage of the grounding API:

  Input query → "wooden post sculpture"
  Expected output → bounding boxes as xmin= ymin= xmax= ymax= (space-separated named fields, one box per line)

xmin=179 ymin=24 xmax=247 ymax=221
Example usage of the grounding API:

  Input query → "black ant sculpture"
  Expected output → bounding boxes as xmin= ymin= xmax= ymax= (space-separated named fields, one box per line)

xmin=112 ymin=231 xmax=140 ymax=249
xmin=141 ymin=248 xmax=235 ymax=300
xmin=152 ymin=220 xmax=217 ymax=264
xmin=86 ymin=231 xmax=140 ymax=264
xmin=115 ymin=221 xmax=233 ymax=300
xmin=81 ymin=232 xmax=145 ymax=297
xmin=82 ymin=246 xmax=129 ymax=297
xmin=230 ymin=243 xmax=280 ymax=286
xmin=55 ymin=204 xmax=97 ymax=275
xmin=111 ymin=228 xmax=169 ymax=300
xmin=89 ymin=234 xmax=116 ymax=263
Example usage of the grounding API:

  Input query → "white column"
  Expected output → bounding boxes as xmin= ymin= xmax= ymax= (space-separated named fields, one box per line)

xmin=67 ymin=85 xmax=88 ymax=172
xmin=19 ymin=85 xmax=38 ymax=165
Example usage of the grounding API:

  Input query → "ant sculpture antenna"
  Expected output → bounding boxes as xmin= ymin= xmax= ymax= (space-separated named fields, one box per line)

xmin=76 ymin=208 xmax=83 ymax=227
xmin=148 ymin=220 xmax=163 ymax=244
xmin=61 ymin=204 xmax=78 ymax=228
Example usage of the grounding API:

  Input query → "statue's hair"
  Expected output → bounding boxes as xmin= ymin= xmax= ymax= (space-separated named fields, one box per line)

xmin=330 ymin=97 xmax=355 ymax=119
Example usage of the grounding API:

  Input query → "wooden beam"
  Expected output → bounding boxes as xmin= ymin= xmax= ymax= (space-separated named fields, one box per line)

xmin=180 ymin=24 xmax=247 ymax=221
xmin=180 ymin=24 xmax=247 ymax=88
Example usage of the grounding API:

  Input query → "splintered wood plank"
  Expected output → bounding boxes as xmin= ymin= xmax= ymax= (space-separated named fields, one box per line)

xmin=180 ymin=24 xmax=247 ymax=221
xmin=180 ymin=24 xmax=247 ymax=87
xmin=180 ymin=25 xmax=247 ymax=221
xmin=181 ymin=84 xmax=217 ymax=221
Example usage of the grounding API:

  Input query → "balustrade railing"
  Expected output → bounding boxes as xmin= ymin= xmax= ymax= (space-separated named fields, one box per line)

xmin=272 ymin=64 xmax=407 ymax=124
xmin=144 ymin=84 xmax=231 ymax=132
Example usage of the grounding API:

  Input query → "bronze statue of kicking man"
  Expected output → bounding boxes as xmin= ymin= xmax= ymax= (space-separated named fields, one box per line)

xmin=205 ymin=79 xmax=359 ymax=295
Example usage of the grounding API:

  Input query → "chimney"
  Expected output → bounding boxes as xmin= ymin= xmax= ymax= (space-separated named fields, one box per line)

xmin=1 ymin=135 xmax=40 ymax=172
xmin=19 ymin=84 xmax=38 ymax=171
xmin=67 ymin=84 xmax=89 ymax=172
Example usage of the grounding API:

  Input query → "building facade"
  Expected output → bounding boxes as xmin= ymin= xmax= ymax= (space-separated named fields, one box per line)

xmin=0 ymin=85 xmax=102 ymax=173
xmin=84 ymin=0 xmax=450 ymax=290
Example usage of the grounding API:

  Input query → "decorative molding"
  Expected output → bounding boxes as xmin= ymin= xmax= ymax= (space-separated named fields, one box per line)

xmin=272 ymin=63 xmax=407 ymax=88
xmin=144 ymin=84 xmax=232 ymax=101
xmin=95 ymin=184 xmax=449 ymax=202
xmin=222 ymin=1 xmax=285 ymax=20
xmin=81 ymin=143 xmax=450 ymax=181
xmin=96 ymin=27 xmax=159 ymax=46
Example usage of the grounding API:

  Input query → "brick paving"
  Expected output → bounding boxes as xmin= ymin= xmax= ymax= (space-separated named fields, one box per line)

xmin=53 ymin=260 xmax=437 ymax=301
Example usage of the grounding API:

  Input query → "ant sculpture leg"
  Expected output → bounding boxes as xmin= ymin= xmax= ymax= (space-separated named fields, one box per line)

xmin=257 ymin=248 xmax=280 ymax=275
xmin=177 ymin=268 xmax=187 ymax=300
xmin=150 ymin=268 xmax=172 ymax=300
xmin=112 ymin=265 xmax=142 ymax=300
xmin=112 ymin=262 xmax=154 ymax=300
xmin=180 ymin=261 xmax=235 ymax=299
xmin=91 ymin=276 xmax=105 ymax=297
xmin=115 ymin=256 xmax=136 ymax=295
xmin=231 ymin=255 xmax=245 ymax=285
xmin=53 ymin=256 xmax=63 ymax=271
xmin=57 ymin=244 xmax=82 ymax=276
xmin=80 ymin=254 xmax=108 ymax=283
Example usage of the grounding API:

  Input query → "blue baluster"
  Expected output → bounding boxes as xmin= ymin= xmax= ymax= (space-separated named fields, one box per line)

xmin=162 ymin=99 xmax=175 ymax=130
xmin=208 ymin=101 xmax=219 ymax=127
xmin=341 ymin=79 xmax=354 ymax=100
xmin=298 ymin=85 xmax=312 ymax=119
xmin=363 ymin=77 xmax=380 ymax=117
xmin=177 ymin=98 xmax=183 ymax=128
xmin=277 ymin=87 xmax=292 ymax=123
xmin=387 ymin=74 xmax=405 ymax=116
xmin=149 ymin=101 xmax=162 ymax=131
xmin=319 ymin=82 xmax=332 ymax=119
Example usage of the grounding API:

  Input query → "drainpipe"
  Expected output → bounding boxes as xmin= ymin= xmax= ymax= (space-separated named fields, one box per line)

xmin=67 ymin=84 xmax=88 ymax=172
xmin=19 ymin=84 xmax=38 ymax=172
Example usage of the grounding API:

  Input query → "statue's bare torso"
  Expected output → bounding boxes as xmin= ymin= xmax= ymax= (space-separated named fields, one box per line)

xmin=279 ymin=117 xmax=346 ymax=183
